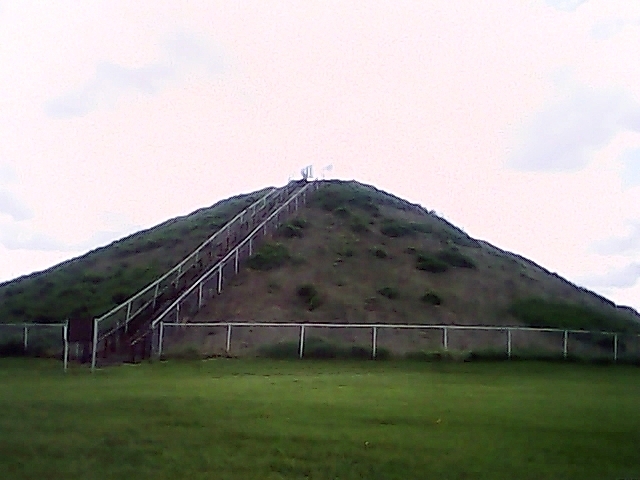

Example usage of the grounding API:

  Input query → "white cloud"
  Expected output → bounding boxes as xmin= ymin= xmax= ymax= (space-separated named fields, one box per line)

xmin=591 ymin=17 xmax=626 ymax=39
xmin=0 ymin=221 xmax=69 ymax=251
xmin=0 ymin=164 xmax=16 ymax=183
xmin=0 ymin=165 xmax=32 ymax=221
xmin=585 ymin=262 xmax=640 ymax=288
xmin=621 ymin=148 xmax=640 ymax=188
xmin=593 ymin=222 xmax=640 ymax=255
xmin=45 ymin=32 xmax=223 ymax=118
xmin=0 ymin=206 xmax=139 ymax=253
xmin=161 ymin=31 xmax=223 ymax=73
xmin=583 ymin=1 xmax=640 ymax=40
xmin=545 ymin=0 xmax=589 ymax=12
xmin=72 ymin=211 xmax=141 ymax=250
xmin=45 ymin=63 xmax=174 ymax=118
xmin=0 ymin=191 xmax=32 ymax=221
xmin=509 ymin=87 xmax=640 ymax=171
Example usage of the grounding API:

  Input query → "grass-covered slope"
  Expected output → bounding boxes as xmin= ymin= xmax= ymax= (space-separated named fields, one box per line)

xmin=0 ymin=189 xmax=270 ymax=323
xmin=195 ymin=181 xmax=640 ymax=334
xmin=2 ymin=180 xmax=639 ymax=337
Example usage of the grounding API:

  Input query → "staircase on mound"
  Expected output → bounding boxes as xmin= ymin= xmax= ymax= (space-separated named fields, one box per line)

xmin=91 ymin=179 xmax=321 ymax=367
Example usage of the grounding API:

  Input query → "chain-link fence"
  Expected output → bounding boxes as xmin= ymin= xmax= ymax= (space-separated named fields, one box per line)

xmin=93 ymin=186 xmax=282 ymax=341
xmin=0 ymin=323 xmax=67 ymax=360
xmin=90 ymin=181 xmax=322 ymax=369
xmin=158 ymin=322 xmax=640 ymax=364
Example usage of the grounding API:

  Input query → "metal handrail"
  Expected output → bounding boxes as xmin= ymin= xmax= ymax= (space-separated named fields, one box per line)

xmin=145 ymin=181 xmax=318 ymax=333
xmin=94 ymin=186 xmax=281 ymax=335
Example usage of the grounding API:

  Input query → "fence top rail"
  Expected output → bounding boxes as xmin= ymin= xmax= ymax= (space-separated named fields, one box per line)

xmin=95 ymin=186 xmax=281 ymax=324
xmin=160 ymin=321 xmax=633 ymax=337
xmin=0 ymin=323 xmax=67 ymax=328
xmin=149 ymin=180 xmax=319 ymax=330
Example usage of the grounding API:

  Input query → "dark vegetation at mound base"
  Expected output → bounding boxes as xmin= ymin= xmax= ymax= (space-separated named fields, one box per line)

xmin=1 ymin=180 xmax=639 ymax=353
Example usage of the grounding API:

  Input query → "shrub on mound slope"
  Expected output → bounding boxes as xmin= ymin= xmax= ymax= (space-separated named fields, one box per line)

xmin=509 ymin=297 xmax=639 ymax=333
xmin=247 ymin=242 xmax=290 ymax=271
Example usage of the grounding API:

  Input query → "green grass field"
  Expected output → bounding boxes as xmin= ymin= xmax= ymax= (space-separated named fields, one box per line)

xmin=0 ymin=359 xmax=638 ymax=480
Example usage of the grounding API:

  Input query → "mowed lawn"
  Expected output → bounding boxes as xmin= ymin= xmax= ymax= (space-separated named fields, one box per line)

xmin=0 ymin=359 xmax=639 ymax=480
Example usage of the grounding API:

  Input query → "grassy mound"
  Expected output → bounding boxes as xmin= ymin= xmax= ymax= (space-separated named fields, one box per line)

xmin=0 ymin=191 xmax=266 ymax=324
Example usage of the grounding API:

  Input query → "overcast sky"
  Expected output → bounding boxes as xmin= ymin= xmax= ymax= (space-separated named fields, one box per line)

xmin=2 ymin=0 xmax=640 ymax=310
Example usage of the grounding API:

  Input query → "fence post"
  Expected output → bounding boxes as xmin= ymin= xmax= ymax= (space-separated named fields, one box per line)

xmin=507 ymin=328 xmax=512 ymax=359
xmin=563 ymin=330 xmax=568 ymax=359
xmin=176 ymin=303 xmax=180 ymax=323
xmin=91 ymin=318 xmax=98 ymax=372
xmin=158 ymin=322 xmax=164 ymax=358
xmin=372 ymin=326 xmax=378 ymax=359
xmin=125 ymin=301 xmax=132 ymax=333
xmin=217 ymin=264 xmax=223 ymax=294
xmin=234 ymin=249 xmax=239 ymax=274
xmin=613 ymin=334 xmax=618 ymax=363
xmin=198 ymin=283 xmax=203 ymax=308
xmin=249 ymin=237 xmax=253 ymax=256
xmin=153 ymin=283 xmax=159 ymax=309
xmin=226 ymin=324 xmax=232 ymax=354
xmin=299 ymin=325 xmax=305 ymax=359
xmin=23 ymin=324 xmax=28 ymax=353
xmin=443 ymin=327 xmax=448 ymax=351
xmin=62 ymin=322 xmax=69 ymax=372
